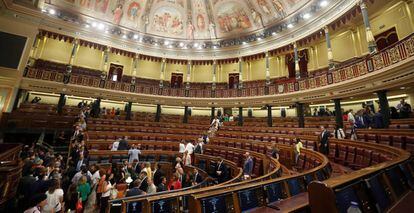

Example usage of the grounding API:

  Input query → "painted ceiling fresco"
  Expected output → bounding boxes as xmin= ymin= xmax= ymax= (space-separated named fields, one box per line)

xmin=39 ymin=0 xmax=311 ymax=40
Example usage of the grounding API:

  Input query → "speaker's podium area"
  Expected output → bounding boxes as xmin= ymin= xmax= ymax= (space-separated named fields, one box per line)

xmin=1 ymin=0 xmax=414 ymax=212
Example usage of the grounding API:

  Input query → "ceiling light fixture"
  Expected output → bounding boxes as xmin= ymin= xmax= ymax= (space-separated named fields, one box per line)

xmin=287 ymin=23 xmax=294 ymax=29
xmin=122 ymin=34 xmax=127 ymax=39
xmin=303 ymin=13 xmax=311 ymax=19
xmin=48 ymin=9 xmax=56 ymax=15
xmin=179 ymin=42 xmax=184 ymax=47
xmin=193 ymin=43 xmax=199 ymax=48
xmin=97 ymin=23 xmax=105 ymax=30
xmin=164 ymin=41 xmax=170 ymax=45
xmin=272 ymin=32 xmax=277 ymax=35
xmin=92 ymin=22 xmax=97 ymax=27
xmin=257 ymin=37 xmax=262 ymax=41
xmin=133 ymin=34 xmax=139 ymax=39
xmin=85 ymin=24 xmax=90 ymax=28
xmin=242 ymin=41 xmax=247 ymax=45
xmin=320 ymin=0 xmax=328 ymax=7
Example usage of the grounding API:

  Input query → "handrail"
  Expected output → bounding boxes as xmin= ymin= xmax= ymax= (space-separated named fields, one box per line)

xmin=307 ymin=141 xmax=411 ymax=213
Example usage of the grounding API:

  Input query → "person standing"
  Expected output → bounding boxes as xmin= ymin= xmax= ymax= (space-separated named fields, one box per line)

xmin=128 ymin=144 xmax=141 ymax=163
xmin=179 ymin=140 xmax=186 ymax=154
xmin=118 ymin=136 xmax=129 ymax=150
xmin=319 ymin=126 xmax=330 ymax=155
xmin=157 ymin=176 xmax=168 ymax=192
xmin=185 ymin=141 xmax=195 ymax=163
xmin=243 ymin=152 xmax=254 ymax=180
xmin=192 ymin=168 xmax=203 ymax=185
xmin=153 ymin=163 xmax=165 ymax=187
xmin=100 ymin=173 xmax=115 ymax=213
xmin=332 ymin=124 xmax=345 ymax=139
xmin=24 ymin=194 xmax=47 ymax=213
xmin=43 ymin=179 xmax=64 ymax=213
xmin=293 ymin=139 xmax=303 ymax=166
xmin=216 ymin=157 xmax=227 ymax=183
xmin=77 ymin=176 xmax=91 ymax=212
xmin=146 ymin=178 xmax=157 ymax=194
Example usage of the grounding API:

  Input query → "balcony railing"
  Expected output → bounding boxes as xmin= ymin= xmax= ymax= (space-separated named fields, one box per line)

xmin=24 ymin=33 xmax=414 ymax=98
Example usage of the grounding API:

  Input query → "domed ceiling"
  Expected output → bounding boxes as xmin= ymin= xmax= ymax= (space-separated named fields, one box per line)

xmin=8 ymin=0 xmax=358 ymax=59
xmin=39 ymin=0 xmax=311 ymax=40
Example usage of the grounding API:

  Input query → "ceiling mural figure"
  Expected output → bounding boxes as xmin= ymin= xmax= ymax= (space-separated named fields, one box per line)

xmin=214 ymin=1 xmax=253 ymax=36
xmin=149 ymin=5 xmax=185 ymax=38
xmin=38 ymin=0 xmax=312 ymax=40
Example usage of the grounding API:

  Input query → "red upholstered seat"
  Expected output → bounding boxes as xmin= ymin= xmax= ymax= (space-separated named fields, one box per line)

xmin=335 ymin=145 xmax=347 ymax=164
xmin=344 ymin=146 xmax=356 ymax=166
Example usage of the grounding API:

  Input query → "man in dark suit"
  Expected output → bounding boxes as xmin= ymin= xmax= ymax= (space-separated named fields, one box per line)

xmin=319 ymin=126 xmax=330 ymax=155
xmin=75 ymin=154 xmax=88 ymax=171
xmin=192 ymin=168 xmax=203 ymax=185
xmin=126 ymin=179 xmax=146 ymax=212
xmin=153 ymin=163 xmax=165 ymax=187
xmin=157 ymin=176 xmax=168 ymax=192
xmin=243 ymin=152 xmax=254 ymax=179
xmin=118 ymin=136 xmax=129 ymax=150
xmin=216 ymin=158 xmax=227 ymax=183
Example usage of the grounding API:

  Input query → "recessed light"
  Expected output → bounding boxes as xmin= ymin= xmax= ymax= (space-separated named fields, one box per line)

xmin=168 ymin=45 xmax=173 ymax=48
xmin=193 ymin=43 xmax=199 ymax=48
xmin=242 ymin=41 xmax=247 ymax=45
xmin=213 ymin=45 xmax=217 ymax=49
xmin=179 ymin=42 xmax=184 ymax=47
xmin=164 ymin=41 xmax=170 ymax=45
xmin=320 ymin=0 xmax=328 ymax=7
xmin=133 ymin=34 xmax=139 ymax=39
xmin=257 ymin=37 xmax=262 ymax=41
xmin=154 ymin=43 xmax=159 ymax=46
xmin=98 ymin=23 xmax=105 ymax=30
xmin=49 ymin=9 xmax=56 ymax=15
xmin=303 ymin=13 xmax=311 ymax=19
xmin=122 ymin=34 xmax=127 ymax=39
xmin=287 ymin=23 xmax=294 ymax=28
xmin=272 ymin=32 xmax=277 ymax=35
xmin=400 ymin=87 xmax=406 ymax=90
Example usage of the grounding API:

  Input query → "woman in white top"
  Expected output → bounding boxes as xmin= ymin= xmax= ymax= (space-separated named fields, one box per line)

xmin=183 ymin=150 xmax=191 ymax=166
xmin=42 ymin=179 xmax=64 ymax=213
xmin=179 ymin=140 xmax=186 ymax=153
xmin=100 ymin=173 xmax=115 ymax=213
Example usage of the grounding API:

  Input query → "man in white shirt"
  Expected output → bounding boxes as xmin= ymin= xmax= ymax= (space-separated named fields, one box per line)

xmin=111 ymin=138 xmax=120 ymax=151
xmin=185 ymin=141 xmax=195 ymax=164
xmin=71 ymin=165 xmax=92 ymax=184
xmin=185 ymin=141 xmax=195 ymax=155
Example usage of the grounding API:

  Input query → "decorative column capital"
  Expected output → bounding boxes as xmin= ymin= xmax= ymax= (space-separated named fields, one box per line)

xmin=358 ymin=0 xmax=367 ymax=9
xmin=324 ymin=26 xmax=329 ymax=34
